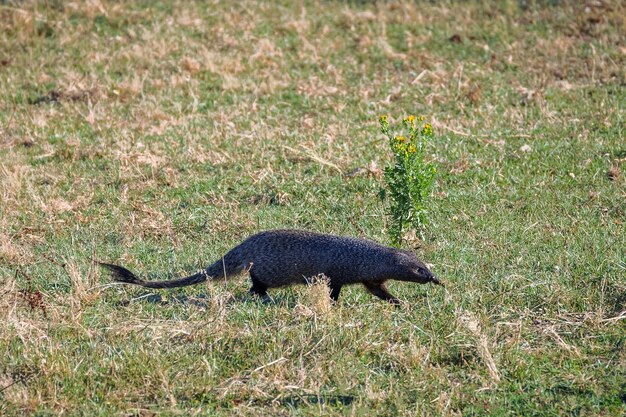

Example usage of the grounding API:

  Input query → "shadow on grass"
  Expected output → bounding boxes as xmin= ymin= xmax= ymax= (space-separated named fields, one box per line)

xmin=279 ymin=394 xmax=355 ymax=408
xmin=115 ymin=291 xmax=301 ymax=309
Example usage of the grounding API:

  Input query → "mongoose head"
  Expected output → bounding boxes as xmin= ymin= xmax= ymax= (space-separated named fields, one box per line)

xmin=393 ymin=250 xmax=444 ymax=286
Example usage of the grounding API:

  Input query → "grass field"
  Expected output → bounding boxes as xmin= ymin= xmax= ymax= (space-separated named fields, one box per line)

xmin=1 ymin=0 xmax=624 ymax=415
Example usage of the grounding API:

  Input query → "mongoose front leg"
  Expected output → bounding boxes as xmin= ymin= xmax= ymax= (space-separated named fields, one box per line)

xmin=363 ymin=282 xmax=401 ymax=305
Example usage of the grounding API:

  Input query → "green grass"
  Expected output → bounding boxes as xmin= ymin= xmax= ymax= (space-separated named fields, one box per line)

xmin=1 ymin=0 xmax=624 ymax=415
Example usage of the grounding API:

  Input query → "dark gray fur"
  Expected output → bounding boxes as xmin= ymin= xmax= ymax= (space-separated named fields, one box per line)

xmin=99 ymin=229 xmax=443 ymax=304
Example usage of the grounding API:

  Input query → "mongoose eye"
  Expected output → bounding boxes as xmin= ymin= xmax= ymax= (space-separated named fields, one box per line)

xmin=414 ymin=267 xmax=431 ymax=278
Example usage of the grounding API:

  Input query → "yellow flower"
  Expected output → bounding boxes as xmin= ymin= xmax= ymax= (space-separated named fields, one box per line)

xmin=393 ymin=142 xmax=405 ymax=153
xmin=395 ymin=135 xmax=407 ymax=143
xmin=406 ymin=115 xmax=416 ymax=125
xmin=419 ymin=115 xmax=425 ymax=121
xmin=379 ymin=115 xmax=388 ymax=123
xmin=422 ymin=123 xmax=433 ymax=135
xmin=407 ymin=144 xmax=417 ymax=154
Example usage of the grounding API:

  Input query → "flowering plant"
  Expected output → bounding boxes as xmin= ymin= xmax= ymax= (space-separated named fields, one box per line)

xmin=380 ymin=115 xmax=436 ymax=245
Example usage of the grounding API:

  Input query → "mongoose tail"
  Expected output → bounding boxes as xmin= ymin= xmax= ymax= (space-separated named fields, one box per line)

xmin=98 ymin=262 xmax=212 ymax=289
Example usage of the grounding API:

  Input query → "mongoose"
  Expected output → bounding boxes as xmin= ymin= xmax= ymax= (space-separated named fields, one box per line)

xmin=99 ymin=229 xmax=443 ymax=304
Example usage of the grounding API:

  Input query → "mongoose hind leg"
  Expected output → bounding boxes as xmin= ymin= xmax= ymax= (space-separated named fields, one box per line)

xmin=363 ymin=281 xmax=401 ymax=305
xmin=329 ymin=283 xmax=342 ymax=302
xmin=249 ymin=274 xmax=268 ymax=297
